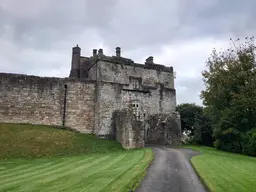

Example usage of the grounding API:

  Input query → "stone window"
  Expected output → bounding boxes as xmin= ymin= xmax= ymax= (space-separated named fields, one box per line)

xmin=132 ymin=102 xmax=140 ymax=118
xmin=132 ymin=79 xmax=139 ymax=89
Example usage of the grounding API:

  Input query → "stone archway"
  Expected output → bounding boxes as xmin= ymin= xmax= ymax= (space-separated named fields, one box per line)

xmin=144 ymin=113 xmax=182 ymax=146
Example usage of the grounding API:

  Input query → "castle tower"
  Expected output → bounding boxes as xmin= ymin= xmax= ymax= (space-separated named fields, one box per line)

xmin=69 ymin=45 xmax=81 ymax=78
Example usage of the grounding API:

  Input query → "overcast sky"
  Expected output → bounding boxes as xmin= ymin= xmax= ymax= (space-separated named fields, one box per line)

xmin=0 ymin=0 xmax=255 ymax=105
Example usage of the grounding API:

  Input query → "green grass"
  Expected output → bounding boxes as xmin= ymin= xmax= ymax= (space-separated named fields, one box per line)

xmin=0 ymin=123 xmax=124 ymax=159
xmin=0 ymin=123 xmax=153 ymax=191
xmin=184 ymin=145 xmax=256 ymax=192
xmin=0 ymin=149 xmax=153 ymax=192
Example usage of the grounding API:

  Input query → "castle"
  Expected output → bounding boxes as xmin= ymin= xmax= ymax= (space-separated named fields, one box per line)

xmin=0 ymin=46 xmax=181 ymax=148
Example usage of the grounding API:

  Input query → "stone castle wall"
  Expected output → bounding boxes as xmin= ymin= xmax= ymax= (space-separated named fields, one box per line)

xmin=113 ymin=110 xmax=181 ymax=149
xmin=113 ymin=109 xmax=144 ymax=149
xmin=0 ymin=73 xmax=95 ymax=133
xmin=94 ymin=60 xmax=177 ymax=137
xmin=98 ymin=60 xmax=174 ymax=89
xmin=144 ymin=112 xmax=182 ymax=146
xmin=0 ymin=46 xmax=181 ymax=148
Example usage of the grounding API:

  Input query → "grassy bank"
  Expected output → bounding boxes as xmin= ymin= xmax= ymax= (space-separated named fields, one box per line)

xmin=184 ymin=145 xmax=256 ymax=192
xmin=0 ymin=123 xmax=153 ymax=191
xmin=0 ymin=123 xmax=123 ymax=159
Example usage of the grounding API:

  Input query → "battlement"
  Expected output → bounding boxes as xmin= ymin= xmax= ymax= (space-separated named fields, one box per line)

xmin=69 ymin=46 xmax=173 ymax=79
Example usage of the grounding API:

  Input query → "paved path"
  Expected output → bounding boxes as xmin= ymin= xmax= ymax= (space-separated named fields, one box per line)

xmin=135 ymin=146 xmax=207 ymax=192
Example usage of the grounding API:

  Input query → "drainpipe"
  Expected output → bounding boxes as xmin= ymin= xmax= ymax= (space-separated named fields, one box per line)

xmin=62 ymin=84 xmax=68 ymax=127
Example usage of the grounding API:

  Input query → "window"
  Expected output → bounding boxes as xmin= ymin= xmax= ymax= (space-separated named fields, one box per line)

xmin=132 ymin=102 xmax=140 ymax=119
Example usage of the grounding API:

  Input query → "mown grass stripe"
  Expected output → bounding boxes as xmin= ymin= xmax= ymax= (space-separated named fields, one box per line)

xmin=186 ymin=145 xmax=256 ymax=192
xmin=0 ymin=156 xmax=103 ymax=191
xmin=17 ymin=155 xmax=116 ymax=192
xmin=0 ymin=156 xmax=78 ymax=177
xmin=62 ymin=152 xmax=141 ymax=192
xmin=88 ymin=151 xmax=145 ymax=192
xmin=195 ymin=155 xmax=251 ymax=191
xmin=0 ymin=164 xmax=34 ymax=176
xmin=0 ymin=157 xmax=84 ymax=184
xmin=0 ymin=155 xmax=94 ymax=178
xmin=38 ymin=153 xmax=128 ymax=192
xmin=103 ymin=149 xmax=150 ymax=192
xmin=35 ymin=154 xmax=122 ymax=184
xmin=0 ymin=162 xmax=54 ymax=179
xmin=0 ymin=150 xmax=153 ymax=192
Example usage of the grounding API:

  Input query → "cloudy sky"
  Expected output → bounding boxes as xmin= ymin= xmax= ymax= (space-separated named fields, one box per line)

xmin=0 ymin=0 xmax=255 ymax=105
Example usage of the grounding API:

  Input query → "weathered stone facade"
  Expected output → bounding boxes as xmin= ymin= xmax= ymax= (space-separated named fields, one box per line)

xmin=0 ymin=74 xmax=95 ymax=133
xmin=113 ymin=109 xmax=144 ymax=149
xmin=0 ymin=45 xmax=181 ymax=148
xmin=144 ymin=113 xmax=181 ymax=146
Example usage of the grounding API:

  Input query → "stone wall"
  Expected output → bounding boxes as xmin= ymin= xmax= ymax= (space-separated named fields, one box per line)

xmin=0 ymin=73 xmax=95 ymax=133
xmin=93 ymin=60 xmax=177 ymax=136
xmin=113 ymin=110 xmax=181 ymax=148
xmin=98 ymin=60 xmax=174 ymax=89
xmin=96 ymin=82 xmax=122 ymax=137
xmin=95 ymin=82 xmax=176 ymax=137
xmin=65 ymin=81 xmax=95 ymax=133
xmin=144 ymin=112 xmax=182 ymax=146
xmin=113 ymin=109 xmax=144 ymax=149
xmin=0 ymin=52 xmax=179 ymax=143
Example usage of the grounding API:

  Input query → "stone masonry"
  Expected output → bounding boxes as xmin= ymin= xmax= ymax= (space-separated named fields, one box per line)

xmin=0 ymin=45 xmax=181 ymax=148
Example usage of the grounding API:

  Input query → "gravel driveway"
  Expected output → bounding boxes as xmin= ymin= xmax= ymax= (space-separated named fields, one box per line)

xmin=135 ymin=145 xmax=207 ymax=192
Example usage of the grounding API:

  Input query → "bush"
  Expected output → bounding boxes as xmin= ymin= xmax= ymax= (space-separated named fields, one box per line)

xmin=243 ymin=129 xmax=256 ymax=156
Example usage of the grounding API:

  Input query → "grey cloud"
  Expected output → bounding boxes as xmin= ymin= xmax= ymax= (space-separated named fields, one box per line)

xmin=180 ymin=0 xmax=256 ymax=38
xmin=0 ymin=0 xmax=255 ymax=105
xmin=176 ymin=76 xmax=204 ymax=105
xmin=1 ymin=0 xmax=255 ymax=50
xmin=0 ymin=0 xmax=117 ymax=50
xmin=100 ymin=0 xmax=256 ymax=49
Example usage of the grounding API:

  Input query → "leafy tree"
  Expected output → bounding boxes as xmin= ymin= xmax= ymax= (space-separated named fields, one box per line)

xmin=176 ymin=103 xmax=213 ymax=146
xmin=176 ymin=103 xmax=202 ymax=134
xmin=201 ymin=37 xmax=256 ymax=156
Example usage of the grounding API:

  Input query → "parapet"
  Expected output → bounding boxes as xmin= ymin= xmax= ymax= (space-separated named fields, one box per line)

xmin=82 ymin=47 xmax=173 ymax=73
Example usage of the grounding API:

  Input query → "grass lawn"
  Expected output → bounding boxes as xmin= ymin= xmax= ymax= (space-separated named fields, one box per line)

xmin=0 ymin=123 xmax=124 ymax=159
xmin=0 ymin=123 xmax=153 ymax=191
xmin=184 ymin=145 xmax=256 ymax=192
xmin=0 ymin=149 xmax=152 ymax=192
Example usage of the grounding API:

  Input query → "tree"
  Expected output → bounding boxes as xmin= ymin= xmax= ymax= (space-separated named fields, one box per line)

xmin=176 ymin=103 xmax=202 ymax=134
xmin=176 ymin=103 xmax=213 ymax=146
xmin=201 ymin=37 xmax=256 ymax=155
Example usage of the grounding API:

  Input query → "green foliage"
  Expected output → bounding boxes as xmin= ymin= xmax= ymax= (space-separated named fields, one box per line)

xmin=176 ymin=103 xmax=213 ymax=146
xmin=0 ymin=123 xmax=123 ymax=159
xmin=176 ymin=103 xmax=203 ymax=134
xmin=201 ymin=36 xmax=256 ymax=156
xmin=184 ymin=145 xmax=256 ymax=192
xmin=243 ymin=129 xmax=256 ymax=156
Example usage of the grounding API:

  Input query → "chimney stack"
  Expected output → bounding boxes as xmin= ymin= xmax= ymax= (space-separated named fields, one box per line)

xmin=69 ymin=44 xmax=81 ymax=78
xmin=116 ymin=47 xmax=121 ymax=57
xmin=93 ymin=49 xmax=97 ymax=57
xmin=98 ymin=48 xmax=103 ymax=56
xmin=146 ymin=56 xmax=154 ymax=64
